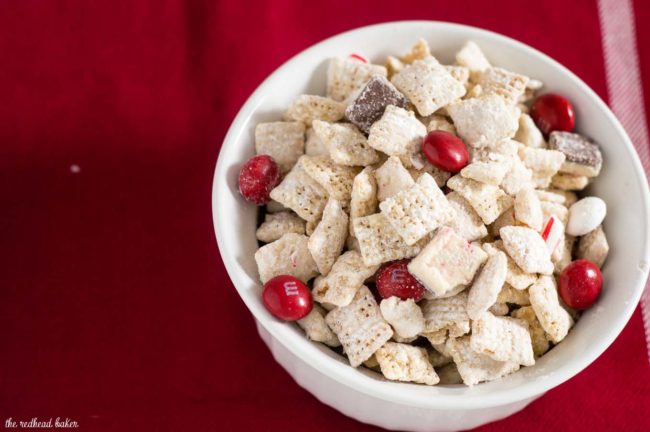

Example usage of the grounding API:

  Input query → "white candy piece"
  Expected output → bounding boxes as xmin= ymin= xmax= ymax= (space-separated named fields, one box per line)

xmin=566 ymin=197 xmax=607 ymax=236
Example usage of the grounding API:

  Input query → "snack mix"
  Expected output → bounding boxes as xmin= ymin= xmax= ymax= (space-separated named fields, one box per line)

xmin=238 ymin=39 xmax=609 ymax=386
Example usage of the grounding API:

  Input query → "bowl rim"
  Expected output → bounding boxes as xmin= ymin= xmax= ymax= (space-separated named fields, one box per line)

xmin=213 ymin=20 xmax=650 ymax=409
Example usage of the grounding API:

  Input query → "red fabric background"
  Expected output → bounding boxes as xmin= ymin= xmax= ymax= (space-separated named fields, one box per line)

xmin=1 ymin=1 xmax=649 ymax=430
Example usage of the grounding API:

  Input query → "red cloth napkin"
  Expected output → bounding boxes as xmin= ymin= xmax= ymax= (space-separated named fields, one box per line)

xmin=1 ymin=1 xmax=649 ymax=431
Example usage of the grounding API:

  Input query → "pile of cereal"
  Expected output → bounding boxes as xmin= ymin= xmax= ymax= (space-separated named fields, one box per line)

xmin=237 ymin=39 xmax=609 ymax=386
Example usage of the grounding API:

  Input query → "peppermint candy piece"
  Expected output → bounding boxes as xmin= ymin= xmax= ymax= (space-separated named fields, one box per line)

xmin=541 ymin=215 xmax=565 ymax=255
xmin=349 ymin=53 xmax=368 ymax=63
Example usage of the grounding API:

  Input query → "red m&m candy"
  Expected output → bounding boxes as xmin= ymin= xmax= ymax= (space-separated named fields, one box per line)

xmin=558 ymin=259 xmax=602 ymax=310
xmin=238 ymin=155 xmax=281 ymax=205
xmin=376 ymin=259 xmax=427 ymax=301
xmin=530 ymin=93 xmax=575 ymax=137
xmin=422 ymin=130 xmax=469 ymax=173
xmin=262 ymin=275 xmax=313 ymax=321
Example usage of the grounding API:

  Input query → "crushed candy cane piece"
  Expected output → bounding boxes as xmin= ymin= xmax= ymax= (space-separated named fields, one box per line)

xmin=541 ymin=215 xmax=565 ymax=256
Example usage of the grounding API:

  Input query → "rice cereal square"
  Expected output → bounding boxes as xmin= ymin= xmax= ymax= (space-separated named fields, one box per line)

xmin=466 ymin=251 xmax=508 ymax=319
xmin=447 ymin=175 xmax=513 ymax=225
xmin=283 ymin=94 xmax=346 ymax=125
xmin=349 ymin=167 xmax=378 ymax=235
xmin=353 ymin=213 xmax=429 ymax=266
xmin=256 ymin=211 xmax=306 ymax=243
xmin=312 ymin=250 xmax=379 ymax=307
xmin=420 ymin=291 xmax=471 ymax=338
xmin=408 ymin=227 xmax=488 ymax=296
xmin=444 ymin=191 xmax=488 ymax=242
xmin=474 ymin=67 xmax=529 ymax=105
xmin=254 ymin=233 xmax=318 ymax=283
xmin=500 ymin=226 xmax=554 ymax=275
xmin=326 ymin=57 xmax=388 ymax=102
xmin=375 ymin=342 xmax=440 ymax=385
xmin=447 ymin=95 xmax=519 ymax=148
xmin=374 ymin=156 xmax=415 ymax=202
xmin=308 ymin=199 xmax=349 ymax=275
xmin=367 ymin=105 xmax=427 ymax=167
xmin=529 ymin=275 xmax=574 ymax=343
xmin=379 ymin=173 xmax=456 ymax=245
xmin=470 ymin=312 xmax=535 ymax=366
xmin=391 ymin=57 xmax=467 ymax=117
xmin=311 ymin=120 xmax=379 ymax=167
xmin=446 ymin=336 xmax=520 ymax=386
xmin=455 ymin=41 xmax=491 ymax=74
xmin=269 ymin=162 xmax=329 ymax=223
xmin=325 ymin=286 xmax=394 ymax=367
xmin=255 ymin=121 xmax=306 ymax=173
xmin=297 ymin=304 xmax=341 ymax=347
xmin=300 ymin=155 xmax=360 ymax=202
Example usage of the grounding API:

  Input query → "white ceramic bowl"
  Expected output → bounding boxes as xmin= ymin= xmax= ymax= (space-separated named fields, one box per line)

xmin=213 ymin=21 xmax=650 ymax=431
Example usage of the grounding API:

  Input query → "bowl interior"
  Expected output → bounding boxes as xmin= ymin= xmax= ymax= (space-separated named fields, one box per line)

xmin=213 ymin=21 xmax=650 ymax=409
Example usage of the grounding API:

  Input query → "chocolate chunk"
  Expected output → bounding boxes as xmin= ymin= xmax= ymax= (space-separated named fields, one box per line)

xmin=548 ymin=131 xmax=602 ymax=177
xmin=345 ymin=75 xmax=409 ymax=133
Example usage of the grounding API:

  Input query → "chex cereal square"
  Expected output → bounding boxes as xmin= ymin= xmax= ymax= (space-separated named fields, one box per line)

xmin=447 ymin=95 xmax=519 ymax=148
xmin=447 ymin=175 xmax=513 ymax=224
xmin=308 ymin=199 xmax=348 ymax=275
xmin=312 ymin=120 xmax=379 ymax=167
xmin=256 ymin=211 xmax=306 ymax=243
xmin=284 ymin=94 xmax=346 ymax=125
xmin=420 ymin=291 xmax=471 ymax=339
xmin=408 ymin=227 xmax=488 ymax=296
xmin=255 ymin=121 xmax=306 ymax=173
xmin=269 ymin=161 xmax=329 ymax=222
xmin=349 ymin=167 xmax=378 ymax=235
xmin=446 ymin=336 xmax=520 ymax=386
xmin=326 ymin=57 xmax=387 ymax=102
xmin=375 ymin=342 xmax=440 ymax=385
xmin=470 ymin=312 xmax=535 ymax=366
xmin=379 ymin=173 xmax=455 ymax=245
xmin=325 ymin=286 xmax=393 ymax=367
xmin=297 ymin=304 xmax=341 ymax=347
xmin=500 ymin=226 xmax=554 ymax=275
xmin=368 ymin=105 xmax=427 ymax=168
xmin=300 ymin=155 xmax=360 ymax=202
xmin=312 ymin=250 xmax=379 ymax=307
xmin=391 ymin=57 xmax=466 ymax=116
xmin=445 ymin=191 xmax=488 ymax=242
xmin=529 ymin=275 xmax=574 ymax=343
xmin=374 ymin=156 xmax=415 ymax=202
xmin=353 ymin=213 xmax=429 ymax=266
xmin=466 ymin=251 xmax=508 ymax=319
xmin=254 ymin=233 xmax=318 ymax=283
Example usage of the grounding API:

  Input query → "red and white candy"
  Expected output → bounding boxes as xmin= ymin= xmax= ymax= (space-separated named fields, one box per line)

xmin=541 ymin=215 xmax=565 ymax=256
xmin=262 ymin=275 xmax=313 ymax=321
xmin=566 ymin=197 xmax=607 ymax=237
xmin=349 ymin=53 xmax=368 ymax=63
